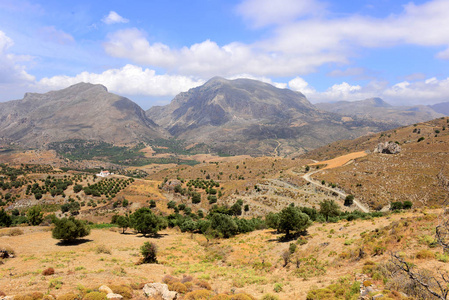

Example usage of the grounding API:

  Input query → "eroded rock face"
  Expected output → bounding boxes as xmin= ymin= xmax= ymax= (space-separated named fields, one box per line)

xmin=143 ymin=283 xmax=177 ymax=300
xmin=373 ymin=142 xmax=401 ymax=154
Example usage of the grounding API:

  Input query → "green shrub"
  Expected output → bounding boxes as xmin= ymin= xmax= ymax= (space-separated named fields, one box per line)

xmin=140 ymin=242 xmax=157 ymax=263
xmin=52 ymin=217 xmax=90 ymax=241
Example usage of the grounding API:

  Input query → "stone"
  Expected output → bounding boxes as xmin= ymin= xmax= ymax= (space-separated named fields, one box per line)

xmin=99 ymin=285 xmax=113 ymax=295
xmin=143 ymin=283 xmax=177 ymax=300
xmin=373 ymin=142 xmax=401 ymax=154
xmin=106 ymin=293 xmax=123 ymax=300
xmin=372 ymin=294 xmax=384 ymax=299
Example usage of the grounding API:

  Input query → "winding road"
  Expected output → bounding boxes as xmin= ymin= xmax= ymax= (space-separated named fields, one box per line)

xmin=301 ymin=169 xmax=370 ymax=213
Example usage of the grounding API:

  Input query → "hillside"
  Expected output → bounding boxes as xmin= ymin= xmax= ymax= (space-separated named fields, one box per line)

xmin=0 ymin=83 xmax=169 ymax=148
xmin=147 ymin=77 xmax=395 ymax=156
xmin=315 ymin=97 xmax=444 ymax=126
xmin=302 ymin=116 xmax=449 ymax=209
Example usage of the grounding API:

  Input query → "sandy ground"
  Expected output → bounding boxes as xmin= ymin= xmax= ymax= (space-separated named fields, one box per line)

xmin=309 ymin=151 xmax=367 ymax=170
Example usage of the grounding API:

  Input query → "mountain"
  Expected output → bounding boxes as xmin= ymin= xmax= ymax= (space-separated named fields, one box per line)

xmin=315 ymin=98 xmax=443 ymax=126
xmin=429 ymin=101 xmax=449 ymax=115
xmin=147 ymin=77 xmax=395 ymax=156
xmin=0 ymin=83 xmax=168 ymax=148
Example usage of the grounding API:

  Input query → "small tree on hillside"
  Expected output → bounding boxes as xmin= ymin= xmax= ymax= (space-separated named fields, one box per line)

xmin=52 ymin=217 xmax=91 ymax=242
xmin=344 ymin=195 xmax=354 ymax=206
xmin=116 ymin=215 xmax=130 ymax=234
xmin=319 ymin=200 xmax=340 ymax=221
xmin=27 ymin=206 xmax=43 ymax=226
xmin=277 ymin=205 xmax=312 ymax=237
xmin=130 ymin=207 xmax=164 ymax=236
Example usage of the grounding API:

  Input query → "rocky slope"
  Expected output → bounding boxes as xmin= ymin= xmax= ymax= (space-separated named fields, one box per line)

xmin=0 ymin=83 xmax=169 ymax=148
xmin=147 ymin=77 xmax=394 ymax=156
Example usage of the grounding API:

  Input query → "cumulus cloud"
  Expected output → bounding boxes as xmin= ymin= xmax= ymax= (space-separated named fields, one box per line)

xmin=0 ymin=31 xmax=35 ymax=84
xmin=104 ymin=28 xmax=343 ymax=77
xmin=36 ymin=64 xmax=204 ymax=97
xmin=102 ymin=11 xmax=129 ymax=25
xmin=288 ymin=77 xmax=315 ymax=95
xmin=236 ymin=0 xmax=326 ymax=28
xmin=383 ymin=77 xmax=449 ymax=105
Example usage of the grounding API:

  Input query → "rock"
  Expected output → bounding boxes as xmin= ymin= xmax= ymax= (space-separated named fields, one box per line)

xmin=372 ymin=294 xmax=384 ymax=299
xmin=373 ymin=142 xmax=401 ymax=154
xmin=1 ymin=296 xmax=14 ymax=300
xmin=143 ymin=283 xmax=177 ymax=300
xmin=99 ymin=285 xmax=114 ymax=295
xmin=106 ymin=293 xmax=123 ymax=300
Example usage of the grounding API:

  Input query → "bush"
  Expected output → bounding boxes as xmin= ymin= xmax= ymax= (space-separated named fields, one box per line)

xmin=82 ymin=292 xmax=106 ymax=300
xmin=27 ymin=206 xmax=44 ymax=226
xmin=0 ymin=208 xmax=12 ymax=227
xmin=210 ymin=213 xmax=238 ymax=238
xmin=42 ymin=267 xmax=55 ymax=276
xmin=391 ymin=202 xmax=403 ymax=210
xmin=109 ymin=285 xmax=133 ymax=299
xmin=344 ymin=195 xmax=354 ymax=206
xmin=184 ymin=290 xmax=213 ymax=300
xmin=140 ymin=242 xmax=157 ymax=263
xmin=95 ymin=244 xmax=111 ymax=255
xmin=52 ymin=217 xmax=91 ymax=241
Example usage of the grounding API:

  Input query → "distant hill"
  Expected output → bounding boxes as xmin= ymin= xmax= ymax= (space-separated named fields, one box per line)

xmin=0 ymin=83 xmax=169 ymax=148
xmin=315 ymin=98 xmax=443 ymax=126
xmin=302 ymin=116 xmax=449 ymax=209
xmin=147 ymin=77 xmax=395 ymax=156
xmin=429 ymin=101 xmax=449 ymax=116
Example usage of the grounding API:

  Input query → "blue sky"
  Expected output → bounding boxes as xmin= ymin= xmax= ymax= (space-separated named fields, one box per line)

xmin=0 ymin=0 xmax=448 ymax=109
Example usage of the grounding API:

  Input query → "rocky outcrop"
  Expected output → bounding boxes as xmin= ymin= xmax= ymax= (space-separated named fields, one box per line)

xmin=373 ymin=142 xmax=401 ymax=154
xmin=143 ymin=283 xmax=177 ymax=300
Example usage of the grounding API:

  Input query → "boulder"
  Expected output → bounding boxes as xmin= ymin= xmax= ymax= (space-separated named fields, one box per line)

xmin=373 ymin=142 xmax=401 ymax=154
xmin=143 ymin=283 xmax=177 ymax=300
xmin=99 ymin=286 xmax=114 ymax=295
xmin=106 ymin=293 xmax=123 ymax=300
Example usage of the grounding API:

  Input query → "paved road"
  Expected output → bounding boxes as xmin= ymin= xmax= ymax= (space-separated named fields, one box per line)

xmin=302 ymin=170 xmax=370 ymax=213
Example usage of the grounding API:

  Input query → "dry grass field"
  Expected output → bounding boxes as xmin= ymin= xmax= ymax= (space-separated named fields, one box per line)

xmin=1 ymin=208 xmax=446 ymax=300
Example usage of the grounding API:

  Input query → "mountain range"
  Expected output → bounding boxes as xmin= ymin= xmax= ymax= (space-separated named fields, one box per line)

xmin=0 ymin=83 xmax=168 ymax=148
xmin=315 ymin=97 xmax=445 ymax=125
xmin=147 ymin=77 xmax=393 ymax=156
xmin=0 ymin=77 xmax=447 ymax=156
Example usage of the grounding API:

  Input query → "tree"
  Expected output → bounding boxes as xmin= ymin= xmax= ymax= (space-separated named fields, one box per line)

xmin=277 ymin=205 xmax=312 ymax=237
xmin=0 ymin=208 xmax=12 ymax=227
xmin=319 ymin=200 xmax=340 ymax=221
xmin=141 ymin=242 xmax=158 ymax=263
xmin=27 ymin=206 xmax=43 ymax=226
xmin=130 ymin=207 xmax=163 ymax=236
xmin=391 ymin=201 xmax=403 ymax=210
xmin=52 ymin=217 xmax=91 ymax=241
xmin=116 ymin=215 xmax=130 ymax=234
xmin=210 ymin=213 xmax=238 ymax=238
xmin=344 ymin=195 xmax=354 ymax=206
xmin=73 ymin=184 xmax=83 ymax=193
xmin=265 ymin=212 xmax=280 ymax=229
xmin=192 ymin=192 xmax=201 ymax=204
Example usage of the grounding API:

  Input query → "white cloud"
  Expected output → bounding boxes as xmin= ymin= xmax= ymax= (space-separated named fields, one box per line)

xmin=36 ymin=64 xmax=204 ymax=97
xmin=104 ymin=28 xmax=344 ymax=77
xmin=383 ymin=77 xmax=449 ymax=105
xmin=102 ymin=11 xmax=129 ymax=25
xmin=288 ymin=77 xmax=315 ymax=95
xmin=236 ymin=0 xmax=326 ymax=28
xmin=436 ymin=47 xmax=449 ymax=60
xmin=0 ymin=31 xmax=35 ymax=84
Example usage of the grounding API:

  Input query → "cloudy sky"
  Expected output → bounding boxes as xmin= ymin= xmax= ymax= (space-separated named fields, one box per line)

xmin=0 ymin=0 xmax=449 ymax=109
